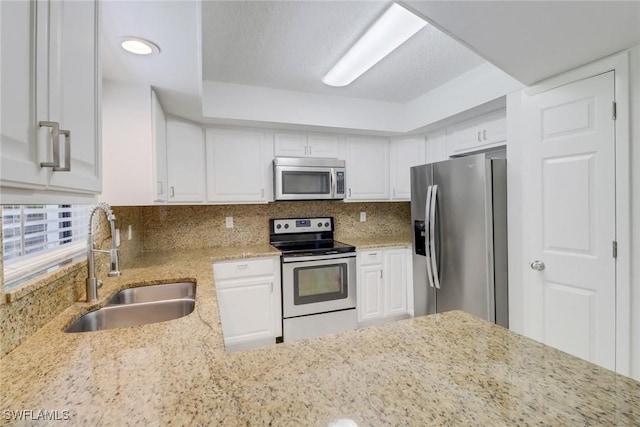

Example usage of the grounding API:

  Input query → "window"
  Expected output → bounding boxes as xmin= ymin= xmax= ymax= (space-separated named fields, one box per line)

xmin=2 ymin=205 xmax=91 ymax=289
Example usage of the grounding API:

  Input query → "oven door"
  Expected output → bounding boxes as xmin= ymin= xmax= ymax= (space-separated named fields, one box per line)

xmin=282 ymin=253 xmax=356 ymax=318
xmin=275 ymin=166 xmax=336 ymax=200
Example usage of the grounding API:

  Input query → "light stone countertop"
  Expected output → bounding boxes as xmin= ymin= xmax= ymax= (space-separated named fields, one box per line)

xmin=1 ymin=247 xmax=639 ymax=426
xmin=341 ymin=235 xmax=412 ymax=249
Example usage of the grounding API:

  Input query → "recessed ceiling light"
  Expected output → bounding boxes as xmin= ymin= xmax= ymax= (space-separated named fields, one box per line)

xmin=322 ymin=3 xmax=427 ymax=87
xmin=119 ymin=37 xmax=160 ymax=55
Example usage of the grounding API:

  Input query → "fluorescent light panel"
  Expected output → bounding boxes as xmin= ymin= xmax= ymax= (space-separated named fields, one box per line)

xmin=322 ymin=3 xmax=427 ymax=87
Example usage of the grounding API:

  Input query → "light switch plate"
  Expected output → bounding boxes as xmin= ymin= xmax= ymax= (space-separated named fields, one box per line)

xmin=225 ymin=216 xmax=234 ymax=228
xmin=360 ymin=212 xmax=366 ymax=222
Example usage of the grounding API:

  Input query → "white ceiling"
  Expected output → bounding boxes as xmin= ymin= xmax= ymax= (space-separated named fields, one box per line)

xmin=101 ymin=1 xmax=640 ymax=130
xmin=201 ymin=1 xmax=485 ymax=103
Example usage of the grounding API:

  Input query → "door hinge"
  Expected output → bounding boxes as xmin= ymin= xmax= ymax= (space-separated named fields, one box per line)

xmin=612 ymin=102 xmax=617 ymax=120
xmin=613 ymin=241 xmax=618 ymax=259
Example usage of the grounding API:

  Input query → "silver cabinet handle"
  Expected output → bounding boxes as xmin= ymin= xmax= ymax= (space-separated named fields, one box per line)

xmin=348 ymin=188 xmax=352 ymax=197
xmin=261 ymin=188 xmax=264 ymax=198
xmin=393 ymin=188 xmax=396 ymax=197
xmin=39 ymin=121 xmax=60 ymax=168
xmin=304 ymin=145 xmax=308 ymax=156
xmin=530 ymin=260 xmax=545 ymax=271
xmin=170 ymin=186 xmax=175 ymax=198
xmin=309 ymin=145 xmax=312 ymax=155
xmin=237 ymin=264 xmax=249 ymax=270
xmin=157 ymin=181 xmax=163 ymax=195
xmin=477 ymin=131 xmax=482 ymax=142
xmin=379 ymin=270 xmax=382 ymax=279
xmin=483 ymin=129 xmax=487 ymax=141
xmin=54 ymin=129 xmax=71 ymax=171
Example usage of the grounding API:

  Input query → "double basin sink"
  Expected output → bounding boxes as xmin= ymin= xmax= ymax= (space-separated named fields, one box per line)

xmin=66 ymin=282 xmax=196 ymax=333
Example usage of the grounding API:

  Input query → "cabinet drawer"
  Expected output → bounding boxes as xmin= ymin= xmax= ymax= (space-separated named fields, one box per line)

xmin=213 ymin=258 xmax=275 ymax=280
xmin=358 ymin=250 xmax=383 ymax=266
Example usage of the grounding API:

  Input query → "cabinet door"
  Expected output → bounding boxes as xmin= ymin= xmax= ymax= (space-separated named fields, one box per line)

xmin=166 ymin=120 xmax=205 ymax=203
xmin=0 ymin=0 xmax=49 ymax=191
xmin=384 ymin=249 xmax=408 ymax=317
xmin=48 ymin=0 xmax=101 ymax=193
xmin=346 ymin=136 xmax=390 ymax=200
xmin=358 ymin=264 xmax=384 ymax=322
xmin=446 ymin=116 xmax=482 ymax=157
xmin=481 ymin=109 xmax=507 ymax=145
xmin=274 ymin=132 xmax=307 ymax=157
xmin=152 ymin=90 xmax=167 ymax=202
xmin=425 ymin=130 xmax=448 ymax=164
xmin=206 ymin=128 xmax=267 ymax=202
xmin=390 ymin=137 xmax=426 ymax=200
xmin=307 ymin=134 xmax=338 ymax=158
xmin=216 ymin=278 xmax=278 ymax=346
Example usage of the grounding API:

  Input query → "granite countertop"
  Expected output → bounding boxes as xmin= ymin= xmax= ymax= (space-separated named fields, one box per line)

xmin=1 ymin=247 xmax=639 ymax=426
xmin=341 ymin=235 xmax=412 ymax=249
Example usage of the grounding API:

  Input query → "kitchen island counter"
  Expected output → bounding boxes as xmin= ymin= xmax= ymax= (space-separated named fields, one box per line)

xmin=1 ymin=249 xmax=638 ymax=426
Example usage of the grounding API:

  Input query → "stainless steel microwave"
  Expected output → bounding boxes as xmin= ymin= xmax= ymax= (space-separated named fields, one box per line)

xmin=273 ymin=157 xmax=346 ymax=201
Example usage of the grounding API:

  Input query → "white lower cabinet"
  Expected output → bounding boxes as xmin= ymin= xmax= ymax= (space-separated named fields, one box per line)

xmin=213 ymin=257 xmax=281 ymax=351
xmin=357 ymin=247 xmax=412 ymax=326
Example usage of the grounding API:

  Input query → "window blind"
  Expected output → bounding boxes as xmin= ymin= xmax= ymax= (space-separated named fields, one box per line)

xmin=2 ymin=205 xmax=90 ymax=287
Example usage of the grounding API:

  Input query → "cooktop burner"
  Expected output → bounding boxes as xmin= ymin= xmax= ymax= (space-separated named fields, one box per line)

xmin=269 ymin=217 xmax=355 ymax=257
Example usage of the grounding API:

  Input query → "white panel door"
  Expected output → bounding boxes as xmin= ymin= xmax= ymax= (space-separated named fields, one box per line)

xmin=48 ymin=0 xmax=101 ymax=193
xmin=152 ymin=90 xmax=168 ymax=202
xmin=346 ymin=136 xmax=390 ymax=200
xmin=274 ymin=132 xmax=307 ymax=157
xmin=358 ymin=265 xmax=384 ymax=322
xmin=390 ymin=137 xmax=426 ymax=200
xmin=166 ymin=120 xmax=205 ymax=203
xmin=307 ymin=134 xmax=338 ymax=158
xmin=0 ymin=0 xmax=48 ymax=191
xmin=206 ymin=128 xmax=266 ymax=202
xmin=384 ymin=249 xmax=408 ymax=317
xmin=522 ymin=71 xmax=616 ymax=370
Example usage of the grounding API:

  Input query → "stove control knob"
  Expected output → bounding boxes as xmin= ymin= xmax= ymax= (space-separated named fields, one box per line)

xmin=317 ymin=222 xmax=322 ymax=228
xmin=284 ymin=224 xmax=289 ymax=229
xmin=325 ymin=222 xmax=330 ymax=227
xmin=276 ymin=224 xmax=282 ymax=230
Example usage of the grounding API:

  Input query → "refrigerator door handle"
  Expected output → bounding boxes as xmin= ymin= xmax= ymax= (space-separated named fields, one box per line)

xmin=425 ymin=185 xmax=435 ymax=288
xmin=430 ymin=185 xmax=441 ymax=289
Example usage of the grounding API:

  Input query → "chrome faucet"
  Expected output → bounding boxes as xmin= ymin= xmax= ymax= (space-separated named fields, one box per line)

xmin=86 ymin=202 xmax=121 ymax=302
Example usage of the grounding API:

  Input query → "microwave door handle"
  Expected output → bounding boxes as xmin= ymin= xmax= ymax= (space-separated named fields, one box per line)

xmin=330 ymin=169 xmax=336 ymax=198
xmin=425 ymin=185 xmax=435 ymax=288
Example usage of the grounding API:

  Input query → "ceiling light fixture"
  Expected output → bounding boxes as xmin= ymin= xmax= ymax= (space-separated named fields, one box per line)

xmin=119 ymin=37 xmax=160 ymax=55
xmin=322 ymin=3 xmax=427 ymax=87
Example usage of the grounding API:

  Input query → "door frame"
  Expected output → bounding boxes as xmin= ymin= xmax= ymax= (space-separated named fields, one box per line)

xmin=508 ymin=51 xmax=631 ymax=376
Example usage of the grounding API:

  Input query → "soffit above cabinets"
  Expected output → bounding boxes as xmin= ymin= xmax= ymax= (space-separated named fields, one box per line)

xmin=404 ymin=0 xmax=640 ymax=85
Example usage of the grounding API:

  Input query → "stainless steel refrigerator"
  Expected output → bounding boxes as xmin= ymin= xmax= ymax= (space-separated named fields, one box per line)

xmin=410 ymin=152 xmax=508 ymax=327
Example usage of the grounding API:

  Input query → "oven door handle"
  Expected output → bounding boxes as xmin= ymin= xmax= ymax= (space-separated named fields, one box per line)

xmin=282 ymin=252 xmax=356 ymax=263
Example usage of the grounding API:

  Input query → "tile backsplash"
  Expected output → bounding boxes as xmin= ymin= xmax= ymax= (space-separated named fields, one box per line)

xmin=140 ymin=201 xmax=411 ymax=251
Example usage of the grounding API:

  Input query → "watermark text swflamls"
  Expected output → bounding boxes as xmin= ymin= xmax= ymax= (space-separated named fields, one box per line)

xmin=2 ymin=410 xmax=71 ymax=421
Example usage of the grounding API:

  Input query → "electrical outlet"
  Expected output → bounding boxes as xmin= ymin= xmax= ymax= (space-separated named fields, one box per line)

xmin=360 ymin=212 xmax=366 ymax=222
xmin=226 ymin=216 xmax=234 ymax=228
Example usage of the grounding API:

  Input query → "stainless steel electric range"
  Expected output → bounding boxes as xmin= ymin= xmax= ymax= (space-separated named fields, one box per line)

xmin=270 ymin=217 xmax=357 ymax=342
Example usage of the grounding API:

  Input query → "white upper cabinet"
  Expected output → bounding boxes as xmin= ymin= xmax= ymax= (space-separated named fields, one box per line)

xmin=166 ymin=119 xmax=205 ymax=203
xmin=425 ymin=130 xmax=448 ymax=164
xmin=206 ymin=128 xmax=272 ymax=203
xmin=390 ymin=136 xmax=426 ymax=200
xmin=0 ymin=0 xmax=101 ymax=202
xmin=152 ymin=90 xmax=168 ymax=203
xmin=446 ymin=109 xmax=506 ymax=157
xmin=274 ymin=132 xmax=338 ymax=158
xmin=344 ymin=136 xmax=390 ymax=201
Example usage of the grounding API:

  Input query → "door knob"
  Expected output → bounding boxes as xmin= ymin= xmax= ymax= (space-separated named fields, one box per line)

xmin=530 ymin=260 xmax=545 ymax=271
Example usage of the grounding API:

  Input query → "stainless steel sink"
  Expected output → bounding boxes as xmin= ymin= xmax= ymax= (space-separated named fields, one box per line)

xmin=66 ymin=299 xmax=195 ymax=333
xmin=65 ymin=282 xmax=197 ymax=333
xmin=107 ymin=281 xmax=196 ymax=305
